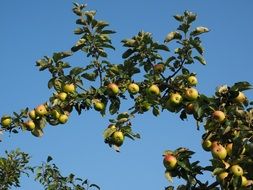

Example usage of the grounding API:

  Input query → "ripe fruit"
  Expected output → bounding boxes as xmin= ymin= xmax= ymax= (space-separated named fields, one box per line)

xmin=58 ymin=114 xmax=69 ymax=124
xmin=24 ymin=120 xmax=36 ymax=131
xmin=147 ymin=84 xmax=160 ymax=96
xmin=168 ymin=93 xmax=183 ymax=106
xmin=202 ymin=140 xmax=212 ymax=151
xmin=107 ymin=83 xmax=119 ymax=96
xmin=57 ymin=92 xmax=68 ymax=101
xmin=35 ymin=104 xmax=48 ymax=116
xmin=211 ymin=144 xmax=227 ymax=160
xmin=234 ymin=91 xmax=246 ymax=103
xmin=154 ymin=64 xmax=165 ymax=74
xmin=241 ymin=176 xmax=248 ymax=187
xmin=51 ymin=110 xmax=60 ymax=119
xmin=184 ymin=88 xmax=198 ymax=101
xmin=163 ymin=154 xmax=177 ymax=170
xmin=185 ymin=103 xmax=194 ymax=114
xmin=63 ymin=83 xmax=75 ymax=93
xmin=1 ymin=116 xmax=12 ymax=127
xmin=128 ymin=83 xmax=139 ymax=95
xmin=112 ymin=131 xmax=124 ymax=146
xmin=230 ymin=165 xmax=243 ymax=176
xmin=212 ymin=110 xmax=226 ymax=123
xmin=93 ymin=99 xmax=105 ymax=111
xmin=217 ymin=172 xmax=228 ymax=181
xmin=29 ymin=110 xmax=37 ymax=120
xmin=187 ymin=76 xmax=198 ymax=86
xmin=226 ymin=143 xmax=233 ymax=156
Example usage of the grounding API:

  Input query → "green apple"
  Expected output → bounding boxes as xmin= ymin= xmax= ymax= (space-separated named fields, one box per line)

xmin=112 ymin=131 xmax=124 ymax=146
xmin=154 ymin=64 xmax=165 ymax=74
xmin=63 ymin=83 xmax=75 ymax=93
xmin=147 ymin=84 xmax=160 ymax=96
xmin=217 ymin=172 xmax=228 ymax=181
xmin=29 ymin=109 xmax=37 ymax=120
xmin=35 ymin=104 xmax=48 ymax=116
xmin=24 ymin=120 xmax=36 ymax=131
xmin=128 ymin=83 xmax=139 ymax=95
xmin=1 ymin=116 xmax=12 ymax=127
xmin=107 ymin=83 xmax=119 ymax=96
xmin=211 ymin=144 xmax=227 ymax=160
xmin=141 ymin=101 xmax=151 ymax=112
xmin=230 ymin=165 xmax=243 ymax=176
xmin=51 ymin=110 xmax=60 ymax=119
xmin=57 ymin=92 xmax=68 ymax=101
xmin=184 ymin=88 xmax=198 ymax=101
xmin=202 ymin=139 xmax=212 ymax=151
xmin=168 ymin=93 xmax=183 ymax=105
xmin=234 ymin=91 xmax=246 ymax=103
xmin=93 ymin=99 xmax=105 ymax=111
xmin=212 ymin=110 xmax=226 ymax=123
xmin=225 ymin=143 xmax=233 ymax=156
xmin=58 ymin=114 xmax=69 ymax=124
xmin=187 ymin=76 xmax=198 ymax=86
xmin=163 ymin=154 xmax=177 ymax=170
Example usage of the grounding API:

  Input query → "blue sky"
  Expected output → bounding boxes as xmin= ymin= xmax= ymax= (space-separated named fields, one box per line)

xmin=0 ymin=1 xmax=253 ymax=189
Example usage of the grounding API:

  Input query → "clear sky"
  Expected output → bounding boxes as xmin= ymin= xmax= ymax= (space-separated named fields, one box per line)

xmin=0 ymin=1 xmax=253 ymax=189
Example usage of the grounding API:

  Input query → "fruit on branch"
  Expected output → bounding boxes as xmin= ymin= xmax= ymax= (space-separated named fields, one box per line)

xmin=225 ymin=143 xmax=233 ymax=156
xmin=163 ymin=154 xmax=177 ymax=170
xmin=128 ymin=83 xmax=139 ymax=95
xmin=184 ymin=88 xmax=198 ymax=101
xmin=107 ymin=83 xmax=119 ymax=96
xmin=58 ymin=113 xmax=69 ymax=124
xmin=147 ymin=84 xmax=160 ymax=96
xmin=141 ymin=101 xmax=151 ymax=112
xmin=154 ymin=64 xmax=165 ymax=74
xmin=63 ymin=83 xmax=76 ymax=93
xmin=29 ymin=109 xmax=37 ymax=120
xmin=112 ymin=131 xmax=124 ymax=146
xmin=217 ymin=172 xmax=228 ymax=181
xmin=241 ymin=176 xmax=248 ymax=187
xmin=230 ymin=165 xmax=243 ymax=176
xmin=202 ymin=139 xmax=212 ymax=151
xmin=187 ymin=76 xmax=198 ymax=86
xmin=1 ymin=116 xmax=12 ymax=127
xmin=57 ymin=92 xmax=68 ymax=101
xmin=51 ymin=110 xmax=60 ymax=119
xmin=93 ymin=99 xmax=105 ymax=111
xmin=24 ymin=120 xmax=36 ymax=131
xmin=234 ymin=91 xmax=246 ymax=104
xmin=31 ymin=128 xmax=43 ymax=137
xmin=211 ymin=144 xmax=227 ymax=160
xmin=212 ymin=110 xmax=226 ymax=123
xmin=185 ymin=103 xmax=194 ymax=114
xmin=168 ymin=93 xmax=183 ymax=106
xmin=35 ymin=104 xmax=48 ymax=116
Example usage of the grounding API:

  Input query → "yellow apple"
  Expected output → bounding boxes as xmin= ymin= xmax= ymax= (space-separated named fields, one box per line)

xmin=112 ymin=131 xmax=124 ymax=146
xmin=147 ymin=84 xmax=160 ymax=96
xmin=63 ymin=83 xmax=75 ymax=93
xmin=230 ymin=165 xmax=243 ymax=176
xmin=35 ymin=104 xmax=48 ymax=116
xmin=57 ymin=92 xmax=68 ymax=101
xmin=128 ymin=83 xmax=139 ymax=95
xmin=1 ymin=116 xmax=12 ymax=127
xmin=212 ymin=110 xmax=226 ymax=123
xmin=24 ymin=120 xmax=36 ymax=131
xmin=184 ymin=88 xmax=198 ymax=101
xmin=187 ymin=76 xmax=198 ymax=86
xmin=163 ymin=154 xmax=177 ymax=170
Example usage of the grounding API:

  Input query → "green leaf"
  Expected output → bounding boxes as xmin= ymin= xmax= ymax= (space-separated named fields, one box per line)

xmin=53 ymin=51 xmax=73 ymax=63
xmin=190 ymin=26 xmax=209 ymax=36
xmin=47 ymin=156 xmax=53 ymax=163
xmin=122 ymin=49 xmax=134 ymax=59
xmin=70 ymin=67 xmax=85 ymax=76
xmin=164 ymin=31 xmax=182 ymax=43
xmin=154 ymin=44 xmax=170 ymax=52
xmin=231 ymin=81 xmax=252 ymax=91
xmin=81 ymin=72 xmax=98 ymax=81
xmin=152 ymin=106 xmax=160 ymax=116
xmin=109 ymin=98 xmax=120 ymax=115
xmin=194 ymin=56 xmax=206 ymax=65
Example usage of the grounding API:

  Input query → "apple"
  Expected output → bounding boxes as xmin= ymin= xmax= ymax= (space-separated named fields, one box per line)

xmin=241 ymin=176 xmax=248 ymax=187
xmin=29 ymin=109 xmax=37 ymax=120
xmin=234 ymin=91 xmax=246 ymax=104
xmin=185 ymin=103 xmax=194 ymax=114
xmin=217 ymin=172 xmax=228 ymax=181
xmin=230 ymin=165 xmax=243 ymax=176
xmin=57 ymin=92 xmax=68 ymax=101
xmin=93 ymin=99 xmax=105 ymax=111
xmin=154 ymin=64 xmax=165 ymax=74
xmin=107 ymin=83 xmax=119 ymax=96
xmin=31 ymin=128 xmax=43 ymax=137
xmin=163 ymin=154 xmax=177 ymax=170
xmin=226 ymin=143 xmax=233 ymax=156
xmin=63 ymin=83 xmax=75 ymax=93
xmin=58 ymin=114 xmax=69 ymax=124
xmin=168 ymin=93 xmax=183 ymax=106
xmin=211 ymin=144 xmax=227 ymax=160
xmin=51 ymin=110 xmax=60 ymax=119
xmin=112 ymin=131 xmax=124 ymax=146
xmin=108 ymin=124 xmax=116 ymax=130
xmin=141 ymin=101 xmax=151 ymax=112
xmin=184 ymin=88 xmax=198 ymax=101
xmin=128 ymin=83 xmax=139 ymax=95
xmin=212 ymin=110 xmax=226 ymax=123
xmin=187 ymin=76 xmax=198 ymax=86
xmin=24 ymin=120 xmax=36 ymax=131
xmin=147 ymin=84 xmax=160 ymax=96
xmin=35 ymin=104 xmax=48 ymax=116
xmin=202 ymin=139 xmax=212 ymax=151
xmin=1 ymin=116 xmax=12 ymax=127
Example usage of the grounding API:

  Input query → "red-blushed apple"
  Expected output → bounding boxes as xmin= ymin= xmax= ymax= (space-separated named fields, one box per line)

xmin=184 ymin=88 xmax=198 ymax=101
xmin=212 ymin=110 xmax=226 ymax=123
xmin=163 ymin=154 xmax=177 ymax=170
xmin=1 ymin=116 xmax=12 ymax=127
xmin=63 ymin=83 xmax=76 ymax=93
xmin=234 ymin=91 xmax=246 ymax=104
xmin=57 ymin=92 xmax=68 ymax=101
xmin=24 ymin=120 xmax=36 ymax=131
xmin=112 ymin=131 xmax=124 ymax=146
xmin=230 ymin=165 xmax=243 ymax=176
xmin=35 ymin=104 xmax=48 ymax=116
xmin=187 ymin=76 xmax=198 ymax=86
xmin=107 ymin=83 xmax=119 ymax=96
xmin=154 ymin=64 xmax=165 ymax=74
xmin=147 ymin=84 xmax=160 ymax=96
xmin=211 ymin=144 xmax=227 ymax=160
xmin=128 ymin=83 xmax=139 ymax=95
xmin=93 ymin=99 xmax=105 ymax=111
xmin=29 ymin=109 xmax=37 ymax=120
